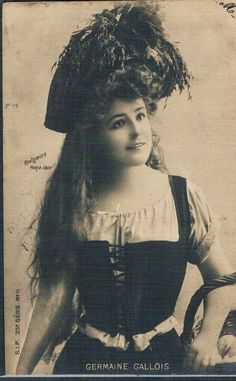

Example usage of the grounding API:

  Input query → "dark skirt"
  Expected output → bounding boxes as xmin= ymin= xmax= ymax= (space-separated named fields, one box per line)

xmin=53 ymin=328 xmax=185 ymax=375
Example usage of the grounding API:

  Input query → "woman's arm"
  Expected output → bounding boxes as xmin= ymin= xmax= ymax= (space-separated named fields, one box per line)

xmin=16 ymin=273 xmax=76 ymax=375
xmin=183 ymin=244 xmax=236 ymax=373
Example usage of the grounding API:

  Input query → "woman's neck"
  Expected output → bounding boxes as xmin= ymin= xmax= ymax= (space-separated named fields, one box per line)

xmin=94 ymin=164 xmax=156 ymax=195
xmin=92 ymin=165 xmax=169 ymax=214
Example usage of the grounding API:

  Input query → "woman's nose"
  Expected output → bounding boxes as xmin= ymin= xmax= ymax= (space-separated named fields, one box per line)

xmin=129 ymin=120 xmax=140 ymax=137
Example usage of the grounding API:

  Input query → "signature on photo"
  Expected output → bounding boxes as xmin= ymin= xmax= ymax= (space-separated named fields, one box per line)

xmin=217 ymin=1 xmax=236 ymax=18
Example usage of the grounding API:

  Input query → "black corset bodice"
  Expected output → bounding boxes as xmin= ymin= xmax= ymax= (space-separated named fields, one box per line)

xmin=74 ymin=176 xmax=191 ymax=337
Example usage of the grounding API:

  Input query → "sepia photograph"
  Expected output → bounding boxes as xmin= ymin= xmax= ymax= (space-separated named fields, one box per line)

xmin=3 ymin=0 xmax=236 ymax=376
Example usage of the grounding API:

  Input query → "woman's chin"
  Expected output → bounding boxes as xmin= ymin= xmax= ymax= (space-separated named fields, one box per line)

xmin=121 ymin=150 xmax=151 ymax=167
xmin=123 ymin=158 xmax=149 ymax=167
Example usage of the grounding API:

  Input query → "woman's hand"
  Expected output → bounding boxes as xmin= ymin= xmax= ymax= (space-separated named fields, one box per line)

xmin=186 ymin=245 xmax=236 ymax=373
xmin=184 ymin=334 xmax=222 ymax=373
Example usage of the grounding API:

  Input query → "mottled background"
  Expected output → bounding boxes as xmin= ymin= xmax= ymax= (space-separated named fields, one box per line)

xmin=3 ymin=0 xmax=236 ymax=374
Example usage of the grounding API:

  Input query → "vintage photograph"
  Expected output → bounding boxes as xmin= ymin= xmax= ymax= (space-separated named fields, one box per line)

xmin=3 ymin=0 xmax=236 ymax=375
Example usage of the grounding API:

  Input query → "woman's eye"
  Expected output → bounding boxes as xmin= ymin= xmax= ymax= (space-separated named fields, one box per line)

xmin=111 ymin=119 xmax=125 ymax=129
xmin=136 ymin=112 xmax=146 ymax=121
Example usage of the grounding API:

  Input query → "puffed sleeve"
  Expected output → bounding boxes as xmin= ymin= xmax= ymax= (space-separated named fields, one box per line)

xmin=187 ymin=179 xmax=221 ymax=265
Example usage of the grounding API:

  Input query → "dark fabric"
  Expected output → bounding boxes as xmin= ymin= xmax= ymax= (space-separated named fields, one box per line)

xmin=76 ymin=240 xmax=187 ymax=336
xmin=54 ymin=175 xmax=190 ymax=374
xmin=53 ymin=328 xmax=185 ymax=375
xmin=168 ymin=175 xmax=191 ymax=246
xmin=220 ymin=310 xmax=236 ymax=337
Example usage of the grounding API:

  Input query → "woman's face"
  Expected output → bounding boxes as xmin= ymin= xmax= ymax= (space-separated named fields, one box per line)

xmin=99 ymin=98 xmax=153 ymax=168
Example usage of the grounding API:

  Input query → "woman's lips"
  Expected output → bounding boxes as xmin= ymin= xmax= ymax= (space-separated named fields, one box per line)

xmin=126 ymin=142 xmax=146 ymax=150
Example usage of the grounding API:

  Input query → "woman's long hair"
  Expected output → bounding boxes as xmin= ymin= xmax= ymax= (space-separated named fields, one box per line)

xmin=29 ymin=65 xmax=170 ymax=346
xmin=29 ymin=2 xmax=191 ymax=347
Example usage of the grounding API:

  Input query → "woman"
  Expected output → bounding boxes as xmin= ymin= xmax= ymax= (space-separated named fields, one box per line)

xmin=16 ymin=2 xmax=235 ymax=375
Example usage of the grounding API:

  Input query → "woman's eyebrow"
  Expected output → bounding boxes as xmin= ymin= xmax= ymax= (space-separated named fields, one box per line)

xmin=107 ymin=113 xmax=126 ymax=123
xmin=135 ymin=107 xmax=145 ymax=112
xmin=107 ymin=107 xmax=146 ymax=123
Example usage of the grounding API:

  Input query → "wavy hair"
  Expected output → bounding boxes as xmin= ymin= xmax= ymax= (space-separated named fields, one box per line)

xmin=30 ymin=2 xmax=190 ymax=347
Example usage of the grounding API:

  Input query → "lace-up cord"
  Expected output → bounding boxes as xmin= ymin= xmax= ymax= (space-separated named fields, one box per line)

xmin=110 ymin=243 xmax=127 ymax=334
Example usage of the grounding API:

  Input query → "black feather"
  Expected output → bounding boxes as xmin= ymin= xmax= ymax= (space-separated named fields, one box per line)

xmin=45 ymin=1 xmax=191 ymax=132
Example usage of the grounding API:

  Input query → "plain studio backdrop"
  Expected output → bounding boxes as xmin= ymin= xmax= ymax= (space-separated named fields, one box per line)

xmin=3 ymin=0 xmax=236 ymax=375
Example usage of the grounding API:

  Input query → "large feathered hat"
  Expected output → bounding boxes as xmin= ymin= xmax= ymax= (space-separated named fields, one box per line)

xmin=45 ymin=2 xmax=190 ymax=133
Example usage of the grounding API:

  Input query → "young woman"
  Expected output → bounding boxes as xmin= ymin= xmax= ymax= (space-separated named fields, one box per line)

xmin=16 ymin=2 xmax=236 ymax=375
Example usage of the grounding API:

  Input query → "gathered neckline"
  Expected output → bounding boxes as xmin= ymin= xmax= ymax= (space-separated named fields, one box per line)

xmin=89 ymin=184 xmax=173 ymax=217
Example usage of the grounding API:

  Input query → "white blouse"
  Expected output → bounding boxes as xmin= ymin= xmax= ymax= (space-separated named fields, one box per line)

xmin=82 ymin=179 xmax=217 ymax=265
